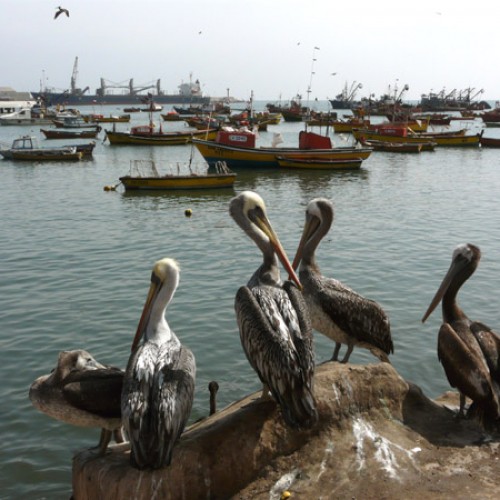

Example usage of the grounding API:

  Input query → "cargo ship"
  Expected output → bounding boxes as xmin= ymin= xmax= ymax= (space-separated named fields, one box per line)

xmin=31 ymin=57 xmax=211 ymax=107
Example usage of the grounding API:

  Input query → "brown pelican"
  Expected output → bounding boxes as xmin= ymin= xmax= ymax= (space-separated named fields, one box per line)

xmin=121 ymin=258 xmax=196 ymax=469
xmin=29 ymin=350 xmax=124 ymax=455
xmin=292 ymin=198 xmax=393 ymax=363
xmin=229 ymin=191 xmax=317 ymax=429
xmin=54 ymin=6 xmax=69 ymax=19
xmin=422 ymin=243 xmax=500 ymax=424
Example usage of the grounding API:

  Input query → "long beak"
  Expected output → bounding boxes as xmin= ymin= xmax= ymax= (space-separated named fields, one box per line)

xmin=131 ymin=281 xmax=160 ymax=351
xmin=254 ymin=215 xmax=302 ymax=290
xmin=291 ymin=214 xmax=320 ymax=271
xmin=421 ymin=258 xmax=464 ymax=323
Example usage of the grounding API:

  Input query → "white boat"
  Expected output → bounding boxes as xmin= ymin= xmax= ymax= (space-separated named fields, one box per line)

xmin=0 ymin=100 xmax=37 ymax=117
xmin=0 ymin=106 xmax=77 ymax=126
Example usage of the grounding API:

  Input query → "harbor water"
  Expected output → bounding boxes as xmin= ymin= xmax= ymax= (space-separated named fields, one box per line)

xmin=1 ymin=102 xmax=499 ymax=498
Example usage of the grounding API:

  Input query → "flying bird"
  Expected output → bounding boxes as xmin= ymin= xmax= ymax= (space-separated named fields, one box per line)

xmin=54 ymin=6 xmax=69 ymax=19
xmin=229 ymin=190 xmax=317 ymax=429
xmin=292 ymin=198 xmax=393 ymax=363
xmin=422 ymin=243 xmax=500 ymax=425
xmin=29 ymin=350 xmax=125 ymax=455
xmin=121 ymin=258 xmax=196 ymax=469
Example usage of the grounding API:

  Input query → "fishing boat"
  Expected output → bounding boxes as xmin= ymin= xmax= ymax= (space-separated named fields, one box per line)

xmin=105 ymin=124 xmax=217 ymax=145
xmin=358 ymin=139 xmax=428 ymax=153
xmin=83 ymin=113 xmax=131 ymax=123
xmin=118 ymin=159 xmax=236 ymax=191
xmin=52 ymin=116 xmax=96 ymax=129
xmin=0 ymin=135 xmax=83 ymax=161
xmin=41 ymin=127 xmax=101 ymax=139
xmin=352 ymin=127 xmax=481 ymax=148
xmin=276 ymin=155 xmax=363 ymax=170
xmin=332 ymin=117 xmax=371 ymax=133
xmin=193 ymin=129 xmax=372 ymax=169
xmin=480 ymin=136 xmax=500 ymax=148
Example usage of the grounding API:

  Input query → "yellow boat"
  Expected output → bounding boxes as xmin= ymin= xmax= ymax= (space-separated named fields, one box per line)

xmin=84 ymin=114 xmax=131 ymax=123
xmin=276 ymin=155 xmax=363 ymax=170
xmin=105 ymin=126 xmax=218 ymax=145
xmin=118 ymin=160 xmax=236 ymax=191
xmin=193 ymin=129 xmax=372 ymax=169
xmin=352 ymin=128 xmax=481 ymax=147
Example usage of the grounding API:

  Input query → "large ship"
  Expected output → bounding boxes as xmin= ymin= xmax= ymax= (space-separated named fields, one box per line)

xmin=31 ymin=57 xmax=210 ymax=107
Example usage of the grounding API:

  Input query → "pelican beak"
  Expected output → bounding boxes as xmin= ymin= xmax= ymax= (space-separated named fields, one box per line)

xmin=254 ymin=214 xmax=302 ymax=290
xmin=291 ymin=213 xmax=320 ymax=271
xmin=131 ymin=279 xmax=160 ymax=351
xmin=421 ymin=257 xmax=467 ymax=323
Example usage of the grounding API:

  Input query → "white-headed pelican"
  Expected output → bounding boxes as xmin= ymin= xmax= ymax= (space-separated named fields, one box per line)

xmin=292 ymin=198 xmax=393 ymax=363
xmin=229 ymin=191 xmax=317 ymax=429
xmin=121 ymin=258 xmax=196 ymax=469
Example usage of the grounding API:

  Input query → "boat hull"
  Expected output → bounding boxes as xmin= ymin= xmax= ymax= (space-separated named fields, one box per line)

xmin=0 ymin=149 xmax=82 ymax=161
xmin=276 ymin=156 xmax=363 ymax=170
xmin=41 ymin=129 xmax=100 ymax=139
xmin=480 ymin=137 xmax=500 ymax=148
xmin=119 ymin=174 xmax=236 ymax=190
xmin=105 ymin=129 xmax=217 ymax=145
xmin=192 ymin=139 xmax=372 ymax=169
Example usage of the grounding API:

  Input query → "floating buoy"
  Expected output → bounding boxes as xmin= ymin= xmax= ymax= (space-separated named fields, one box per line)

xmin=280 ymin=492 xmax=291 ymax=500
xmin=103 ymin=184 xmax=117 ymax=192
xmin=185 ymin=208 xmax=193 ymax=217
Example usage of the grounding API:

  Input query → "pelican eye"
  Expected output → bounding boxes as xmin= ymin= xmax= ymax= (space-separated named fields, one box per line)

xmin=151 ymin=272 xmax=162 ymax=287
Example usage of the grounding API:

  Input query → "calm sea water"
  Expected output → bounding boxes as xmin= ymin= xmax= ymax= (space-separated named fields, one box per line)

xmin=1 ymin=102 xmax=499 ymax=499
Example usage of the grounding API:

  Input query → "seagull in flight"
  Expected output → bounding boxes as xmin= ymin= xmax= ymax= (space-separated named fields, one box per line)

xmin=54 ymin=6 xmax=69 ymax=19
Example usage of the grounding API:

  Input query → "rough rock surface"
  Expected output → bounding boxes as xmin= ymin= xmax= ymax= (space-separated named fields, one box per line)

xmin=72 ymin=362 xmax=500 ymax=499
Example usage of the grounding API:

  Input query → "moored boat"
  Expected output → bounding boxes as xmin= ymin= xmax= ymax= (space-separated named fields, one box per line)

xmin=83 ymin=114 xmax=131 ymax=123
xmin=105 ymin=125 xmax=218 ymax=145
xmin=0 ymin=135 xmax=83 ymax=161
xmin=480 ymin=136 xmax=500 ymax=148
xmin=118 ymin=160 xmax=236 ymax=191
xmin=358 ymin=139 xmax=428 ymax=153
xmin=276 ymin=155 xmax=363 ymax=170
xmin=41 ymin=127 xmax=101 ymax=139
xmin=193 ymin=129 xmax=372 ymax=169
xmin=352 ymin=127 xmax=481 ymax=147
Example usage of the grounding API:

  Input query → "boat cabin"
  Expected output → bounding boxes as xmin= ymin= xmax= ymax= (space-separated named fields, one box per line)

xmin=216 ymin=129 xmax=256 ymax=148
xmin=11 ymin=136 xmax=40 ymax=150
xmin=298 ymin=131 xmax=333 ymax=149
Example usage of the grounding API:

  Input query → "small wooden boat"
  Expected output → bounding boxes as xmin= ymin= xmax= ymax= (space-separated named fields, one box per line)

xmin=83 ymin=114 xmax=131 ymax=123
xmin=480 ymin=136 xmax=500 ymax=148
xmin=105 ymin=125 xmax=218 ymax=145
xmin=276 ymin=155 xmax=363 ymax=170
xmin=41 ymin=127 xmax=101 ymax=139
xmin=359 ymin=139 xmax=428 ymax=153
xmin=118 ymin=160 xmax=236 ymax=191
xmin=332 ymin=118 xmax=371 ymax=133
xmin=0 ymin=135 xmax=83 ymax=161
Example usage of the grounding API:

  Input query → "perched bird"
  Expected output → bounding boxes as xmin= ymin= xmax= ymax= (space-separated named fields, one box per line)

xmin=229 ymin=191 xmax=317 ymax=429
xmin=29 ymin=350 xmax=124 ymax=455
xmin=121 ymin=258 xmax=196 ymax=469
xmin=422 ymin=243 xmax=500 ymax=424
xmin=54 ymin=6 xmax=69 ymax=19
xmin=292 ymin=198 xmax=393 ymax=363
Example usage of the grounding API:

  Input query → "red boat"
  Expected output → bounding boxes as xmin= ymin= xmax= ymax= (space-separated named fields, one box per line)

xmin=480 ymin=136 xmax=500 ymax=148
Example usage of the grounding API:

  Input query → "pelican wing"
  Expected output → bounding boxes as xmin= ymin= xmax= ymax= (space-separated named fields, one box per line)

xmin=470 ymin=321 xmax=500 ymax=382
xmin=235 ymin=285 xmax=317 ymax=428
xmin=316 ymin=277 xmax=393 ymax=354
xmin=437 ymin=323 xmax=493 ymax=402
xmin=152 ymin=345 xmax=196 ymax=467
xmin=62 ymin=367 xmax=124 ymax=418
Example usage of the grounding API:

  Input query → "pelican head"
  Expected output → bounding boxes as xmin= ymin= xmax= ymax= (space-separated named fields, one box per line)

xmin=421 ymin=243 xmax=481 ymax=323
xmin=131 ymin=258 xmax=180 ymax=351
xmin=229 ymin=191 xmax=301 ymax=288
xmin=292 ymin=197 xmax=333 ymax=271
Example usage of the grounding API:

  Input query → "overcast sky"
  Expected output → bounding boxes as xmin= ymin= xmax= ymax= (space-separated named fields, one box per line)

xmin=2 ymin=0 xmax=499 ymax=102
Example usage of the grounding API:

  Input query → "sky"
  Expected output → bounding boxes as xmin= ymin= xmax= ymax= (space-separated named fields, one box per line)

xmin=2 ymin=0 xmax=499 ymax=103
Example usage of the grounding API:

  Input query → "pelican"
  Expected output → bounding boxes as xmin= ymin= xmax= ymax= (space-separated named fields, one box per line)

xmin=29 ymin=350 xmax=124 ymax=455
xmin=422 ymin=243 xmax=500 ymax=424
xmin=54 ymin=6 xmax=69 ymax=19
xmin=121 ymin=258 xmax=196 ymax=470
xmin=292 ymin=198 xmax=393 ymax=363
xmin=229 ymin=191 xmax=317 ymax=429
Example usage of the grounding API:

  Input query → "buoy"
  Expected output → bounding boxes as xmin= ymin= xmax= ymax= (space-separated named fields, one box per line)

xmin=185 ymin=209 xmax=193 ymax=217
xmin=281 ymin=492 xmax=291 ymax=500
xmin=103 ymin=184 xmax=117 ymax=192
